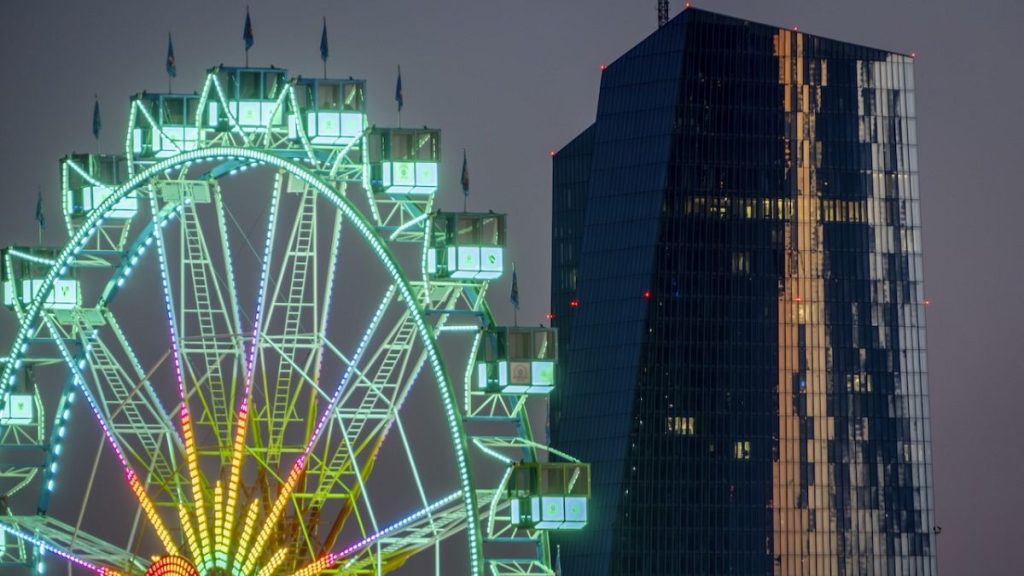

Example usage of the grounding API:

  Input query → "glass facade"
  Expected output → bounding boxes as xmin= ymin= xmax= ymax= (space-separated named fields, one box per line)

xmin=550 ymin=8 xmax=934 ymax=575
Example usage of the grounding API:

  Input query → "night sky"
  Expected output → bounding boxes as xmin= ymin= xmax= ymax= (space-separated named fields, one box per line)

xmin=0 ymin=1 xmax=1020 ymax=573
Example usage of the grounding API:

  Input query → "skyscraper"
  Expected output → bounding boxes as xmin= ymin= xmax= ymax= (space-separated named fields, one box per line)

xmin=550 ymin=8 xmax=935 ymax=575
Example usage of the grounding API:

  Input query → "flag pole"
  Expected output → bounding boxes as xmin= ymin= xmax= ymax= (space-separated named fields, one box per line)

xmin=461 ymin=149 xmax=469 ymax=213
xmin=243 ymin=6 xmax=253 ymax=67
xmin=321 ymin=17 xmax=328 ymax=80
xmin=93 ymin=94 xmax=100 ymax=155
xmin=167 ymin=32 xmax=175 ymax=93
xmin=36 ymin=187 xmax=44 ymax=245
xmin=511 ymin=263 xmax=520 ymax=327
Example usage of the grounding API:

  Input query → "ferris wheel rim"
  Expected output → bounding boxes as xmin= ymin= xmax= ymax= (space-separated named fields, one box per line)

xmin=0 ymin=145 xmax=485 ymax=574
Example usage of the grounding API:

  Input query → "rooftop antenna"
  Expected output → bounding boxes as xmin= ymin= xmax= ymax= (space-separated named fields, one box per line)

xmin=658 ymin=0 xmax=669 ymax=27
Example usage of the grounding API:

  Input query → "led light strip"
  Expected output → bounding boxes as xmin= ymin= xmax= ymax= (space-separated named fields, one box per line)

xmin=254 ymin=548 xmax=287 ymax=576
xmin=215 ymin=171 xmax=280 ymax=569
xmin=238 ymin=455 xmax=306 ymax=574
xmin=437 ymin=324 xmax=481 ymax=333
xmin=0 ymin=147 xmax=483 ymax=576
xmin=285 ymin=88 xmax=318 ymax=164
xmin=6 ymin=248 xmax=57 ymax=267
xmin=134 ymin=99 xmax=187 ymax=154
xmin=148 ymin=191 xmax=211 ymax=559
xmin=42 ymin=317 xmax=179 ymax=557
xmin=0 ymin=522 xmax=124 ymax=576
xmin=388 ymin=212 xmax=428 ymax=241
xmin=287 ymin=491 xmax=463 ymax=576
xmin=304 ymin=284 xmax=395 ymax=455
xmin=65 ymin=157 xmax=106 ymax=189
xmin=124 ymin=104 xmax=138 ymax=175
xmin=209 ymin=75 xmax=252 ymax=144
xmin=145 ymin=556 xmax=199 ymax=576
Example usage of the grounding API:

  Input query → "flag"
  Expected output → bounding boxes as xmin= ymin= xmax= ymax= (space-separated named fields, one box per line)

xmin=461 ymin=149 xmax=470 ymax=198
xmin=35 ymin=189 xmax=45 ymax=230
xmin=320 ymin=18 xmax=329 ymax=63
xmin=166 ymin=33 xmax=177 ymax=78
xmin=243 ymin=7 xmax=254 ymax=51
xmin=395 ymin=66 xmax=403 ymax=112
xmin=92 ymin=97 xmax=101 ymax=140
xmin=510 ymin=263 xmax=519 ymax=311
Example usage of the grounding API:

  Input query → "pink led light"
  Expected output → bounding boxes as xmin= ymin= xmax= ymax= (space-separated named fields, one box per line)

xmin=301 ymin=289 xmax=396 ymax=461
xmin=287 ymin=491 xmax=461 ymax=575
xmin=0 ymin=524 xmax=116 ymax=575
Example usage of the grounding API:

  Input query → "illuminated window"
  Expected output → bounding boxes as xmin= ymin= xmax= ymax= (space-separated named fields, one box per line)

xmin=846 ymin=373 xmax=873 ymax=392
xmin=731 ymin=251 xmax=751 ymax=275
xmin=734 ymin=441 xmax=751 ymax=460
xmin=666 ymin=416 xmax=695 ymax=435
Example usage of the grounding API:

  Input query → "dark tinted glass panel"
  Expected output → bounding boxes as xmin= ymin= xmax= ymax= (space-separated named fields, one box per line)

xmin=551 ymin=9 xmax=933 ymax=576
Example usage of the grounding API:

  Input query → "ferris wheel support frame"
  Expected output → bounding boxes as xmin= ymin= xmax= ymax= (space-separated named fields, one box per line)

xmin=0 ymin=147 xmax=487 ymax=575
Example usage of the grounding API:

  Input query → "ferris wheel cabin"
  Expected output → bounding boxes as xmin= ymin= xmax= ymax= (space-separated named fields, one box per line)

xmin=129 ymin=93 xmax=201 ymax=158
xmin=507 ymin=462 xmax=590 ymax=530
xmin=426 ymin=211 xmax=504 ymax=280
xmin=60 ymin=154 xmax=135 ymax=223
xmin=367 ymin=127 xmax=440 ymax=198
xmin=0 ymin=389 xmax=34 ymax=426
xmin=289 ymin=78 xmax=366 ymax=146
xmin=476 ymin=326 xmax=557 ymax=395
xmin=2 ymin=247 xmax=80 ymax=312
xmin=207 ymin=66 xmax=288 ymax=130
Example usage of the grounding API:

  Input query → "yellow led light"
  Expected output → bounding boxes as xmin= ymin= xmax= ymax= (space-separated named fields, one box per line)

xmin=128 ymin=471 xmax=179 ymax=557
xmin=286 ymin=555 xmax=335 ymax=576
xmin=240 ymin=458 xmax=305 ymax=574
xmin=212 ymin=481 xmax=224 ymax=552
xmin=255 ymin=547 xmax=288 ymax=576
xmin=233 ymin=497 xmax=262 ymax=565
xmin=180 ymin=410 xmax=211 ymax=556
xmin=222 ymin=403 xmax=249 ymax=551
xmin=177 ymin=504 xmax=202 ymax=563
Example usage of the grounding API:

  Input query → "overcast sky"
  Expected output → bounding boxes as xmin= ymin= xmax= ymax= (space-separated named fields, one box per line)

xmin=0 ymin=1 xmax=1021 ymax=573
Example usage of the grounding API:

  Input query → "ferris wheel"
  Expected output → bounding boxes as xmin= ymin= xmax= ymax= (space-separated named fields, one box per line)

xmin=0 ymin=60 xmax=589 ymax=575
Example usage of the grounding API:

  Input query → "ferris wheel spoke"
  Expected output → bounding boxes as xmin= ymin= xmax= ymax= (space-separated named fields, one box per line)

xmin=2 ymin=110 xmax=568 ymax=574
xmin=299 ymin=283 xmax=461 ymax=541
xmin=172 ymin=182 xmax=247 ymax=451
xmin=304 ymin=303 xmax=422 ymax=519
xmin=40 ymin=316 xmax=181 ymax=558
xmin=0 ymin=515 xmax=144 ymax=574
xmin=254 ymin=177 xmax=330 ymax=469
xmin=263 ymin=282 xmax=393 ymax=559
xmin=298 ymin=284 xmax=394 ymax=455
xmin=310 ymin=347 xmax=437 ymax=556
xmin=288 ymin=491 xmax=468 ymax=576
xmin=76 ymin=309 xmax=183 ymax=498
